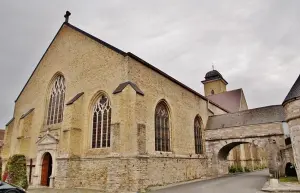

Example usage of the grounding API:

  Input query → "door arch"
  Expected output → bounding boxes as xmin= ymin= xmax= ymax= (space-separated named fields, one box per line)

xmin=40 ymin=152 xmax=52 ymax=186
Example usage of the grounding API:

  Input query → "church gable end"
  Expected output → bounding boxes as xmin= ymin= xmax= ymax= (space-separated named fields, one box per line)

xmin=15 ymin=22 xmax=127 ymax=105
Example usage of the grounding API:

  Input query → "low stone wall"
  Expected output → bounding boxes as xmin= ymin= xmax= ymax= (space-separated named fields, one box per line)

xmin=55 ymin=157 xmax=139 ymax=192
xmin=54 ymin=156 xmax=209 ymax=192
xmin=138 ymin=156 xmax=208 ymax=189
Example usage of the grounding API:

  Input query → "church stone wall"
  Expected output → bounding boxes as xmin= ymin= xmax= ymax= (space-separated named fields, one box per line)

xmin=127 ymin=56 xmax=226 ymax=156
xmin=2 ymin=23 xmax=226 ymax=191
xmin=54 ymin=156 xmax=209 ymax=192
xmin=138 ymin=156 xmax=208 ymax=189
xmin=3 ymin=24 xmax=129 ymax=161
xmin=55 ymin=157 xmax=140 ymax=192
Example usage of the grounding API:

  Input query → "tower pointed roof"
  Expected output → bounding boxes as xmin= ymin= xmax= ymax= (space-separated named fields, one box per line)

xmin=283 ymin=75 xmax=300 ymax=105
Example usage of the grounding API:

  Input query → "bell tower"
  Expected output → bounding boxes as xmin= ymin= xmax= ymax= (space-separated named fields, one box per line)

xmin=201 ymin=69 xmax=228 ymax=97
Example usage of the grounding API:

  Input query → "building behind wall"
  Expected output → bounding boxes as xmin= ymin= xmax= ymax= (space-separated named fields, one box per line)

xmin=202 ymin=70 xmax=268 ymax=170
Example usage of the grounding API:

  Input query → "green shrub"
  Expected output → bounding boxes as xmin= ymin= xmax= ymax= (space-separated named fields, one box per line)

xmin=236 ymin=165 xmax=244 ymax=172
xmin=229 ymin=165 xmax=245 ymax=173
xmin=244 ymin=167 xmax=251 ymax=172
xmin=229 ymin=165 xmax=237 ymax=173
xmin=261 ymin=164 xmax=267 ymax=169
xmin=5 ymin=154 xmax=28 ymax=190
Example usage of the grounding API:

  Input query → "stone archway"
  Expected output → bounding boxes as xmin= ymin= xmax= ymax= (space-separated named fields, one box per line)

xmin=206 ymin=137 xmax=282 ymax=176
xmin=218 ymin=142 xmax=249 ymax=161
xmin=41 ymin=152 xmax=53 ymax=186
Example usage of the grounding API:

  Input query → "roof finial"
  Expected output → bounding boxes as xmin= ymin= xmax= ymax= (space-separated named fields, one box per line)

xmin=212 ymin=61 xmax=215 ymax=70
xmin=64 ymin=11 xmax=71 ymax=23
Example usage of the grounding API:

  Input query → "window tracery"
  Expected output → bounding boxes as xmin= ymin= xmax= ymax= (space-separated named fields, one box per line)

xmin=155 ymin=101 xmax=170 ymax=152
xmin=92 ymin=95 xmax=111 ymax=148
xmin=47 ymin=76 xmax=66 ymax=125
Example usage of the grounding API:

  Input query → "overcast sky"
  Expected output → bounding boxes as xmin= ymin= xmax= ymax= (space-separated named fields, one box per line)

xmin=0 ymin=1 xmax=299 ymax=127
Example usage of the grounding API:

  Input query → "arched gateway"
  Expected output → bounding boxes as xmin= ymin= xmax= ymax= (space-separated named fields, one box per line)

xmin=205 ymin=105 xmax=286 ymax=176
xmin=41 ymin=152 xmax=52 ymax=186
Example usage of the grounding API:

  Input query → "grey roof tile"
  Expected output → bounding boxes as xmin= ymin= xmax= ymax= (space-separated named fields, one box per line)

xmin=206 ymin=105 xmax=284 ymax=130
xmin=283 ymin=75 xmax=300 ymax=105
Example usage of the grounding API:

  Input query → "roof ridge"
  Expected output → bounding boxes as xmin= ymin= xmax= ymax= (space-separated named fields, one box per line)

xmin=13 ymin=21 xmax=229 ymax=113
xmin=65 ymin=23 xmax=126 ymax=56
xmin=209 ymin=104 xmax=283 ymax=118
xmin=207 ymin=88 xmax=242 ymax=96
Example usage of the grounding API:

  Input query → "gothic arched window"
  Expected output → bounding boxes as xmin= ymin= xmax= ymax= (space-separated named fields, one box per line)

xmin=46 ymin=75 xmax=66 ymax=125
xmin=194 ymin=116 xmax=203 ymax=154
xmin=155 ymin=101 xmax=170 ymax=152
xmin=92 ymin=95 xmax=112 ymax=148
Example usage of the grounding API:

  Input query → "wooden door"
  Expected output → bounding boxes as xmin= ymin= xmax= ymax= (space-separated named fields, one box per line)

xmin=41 ymin=153 xmax=51 ymax=186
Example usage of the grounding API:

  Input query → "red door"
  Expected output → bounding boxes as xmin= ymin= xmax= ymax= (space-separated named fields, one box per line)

xmin=41 ymin=153 xmax=52 ymax=186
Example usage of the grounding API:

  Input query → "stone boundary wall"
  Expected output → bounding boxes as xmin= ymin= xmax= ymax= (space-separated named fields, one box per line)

xmin=54 ymin=156 xmax=209 ymax=192
xmin=206 ymin=122 xmax=283 ymax=141
xmin=206 ymin=105 xmax=284 ymax=130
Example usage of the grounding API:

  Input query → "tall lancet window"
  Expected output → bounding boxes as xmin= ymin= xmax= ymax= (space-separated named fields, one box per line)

xmin=92 ymin=95 xmax=112 ymax=148
xmin=47 ymin=75 xmax=66 ymax=125
xmin=194 ymin=116 xmax=203 ymax=154
xmin=155 ymin=101 xmax=170 ymax=152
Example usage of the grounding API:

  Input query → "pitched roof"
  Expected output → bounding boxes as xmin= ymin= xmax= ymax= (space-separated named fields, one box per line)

xmin=13 ymin=21 xmax=228 ymax=113
xmin=20 ymin=108 xmax=35 ymax=119
xmin=5 ymin=117 xmax=15 ymax=127
xmin=207 ymin=89 xmax=243 ymax=113
xmin=206 ymin=105 xmax=284 ymax=130
xmin=283 ymin=75 xmax=300 ymax=105
xmin=66 ymin=92 xmax=84 ymax=105
xmin=113 ymin=81 xmax=144 ymax=96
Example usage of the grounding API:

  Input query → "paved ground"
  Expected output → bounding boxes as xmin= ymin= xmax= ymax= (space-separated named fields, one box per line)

xmin=152 ymin=170 xmax=269 ymax=193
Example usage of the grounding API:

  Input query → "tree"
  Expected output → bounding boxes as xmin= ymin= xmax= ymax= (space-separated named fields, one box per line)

xmin=4 ymin=154 xmax=28 ymax=190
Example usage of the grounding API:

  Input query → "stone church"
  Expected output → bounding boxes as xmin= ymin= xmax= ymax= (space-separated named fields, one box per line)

xmin=2 ymin=12 xmax=300 ymax=192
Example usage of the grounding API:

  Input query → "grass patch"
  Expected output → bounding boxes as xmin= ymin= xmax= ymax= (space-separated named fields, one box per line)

xmin=279 ymin=176 xmax=298 ymax=183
